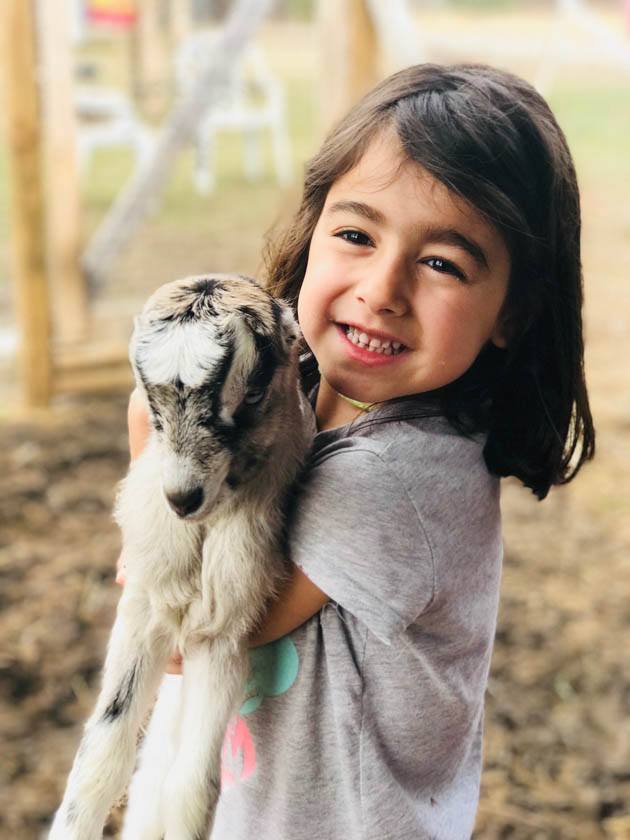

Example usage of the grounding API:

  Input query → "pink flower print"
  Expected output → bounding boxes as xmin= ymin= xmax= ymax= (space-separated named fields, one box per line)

xmin=221 ymin=715 xmax=256 ymax=789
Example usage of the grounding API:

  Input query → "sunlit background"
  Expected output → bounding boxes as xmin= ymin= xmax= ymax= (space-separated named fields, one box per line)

xmin=1 ymin=1 xmax=629 ymax=837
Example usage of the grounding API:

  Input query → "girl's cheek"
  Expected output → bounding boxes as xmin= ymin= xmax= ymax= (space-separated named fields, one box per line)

xmin=296 ymin=283 xmax=319 ymax=346
xmin=296 ymin=288 xmax=307 ymax=331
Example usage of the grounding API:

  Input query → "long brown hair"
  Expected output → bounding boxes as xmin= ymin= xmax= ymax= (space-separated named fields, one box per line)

xmin=263 ymin=63 xmax=594 ymax=499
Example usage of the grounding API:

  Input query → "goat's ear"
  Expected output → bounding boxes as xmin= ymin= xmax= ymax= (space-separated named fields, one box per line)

xmin=277 ymin=300 xmax=301 ymax=354
xmin=129 ymin=316 xmax=144 ymax=360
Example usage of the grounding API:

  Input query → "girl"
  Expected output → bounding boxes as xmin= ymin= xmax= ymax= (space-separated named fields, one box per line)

xmin=125 ymin=63 xmax=594 ymax=839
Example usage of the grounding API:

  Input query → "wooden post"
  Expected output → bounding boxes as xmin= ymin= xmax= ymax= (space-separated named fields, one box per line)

xmin=317 ymin=0 xmax=379 ymax=132
xmin=131 ymin=0 xmax=170 ymax=119
xmin=1 ymin=0 xmax=53 ymax=407
xmin=37 ymin=0 xmax=89 ymax=344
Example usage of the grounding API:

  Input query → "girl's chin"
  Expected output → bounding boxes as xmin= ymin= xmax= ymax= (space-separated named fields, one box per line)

xmin=321 ymin=371 xmax=394 ymax=405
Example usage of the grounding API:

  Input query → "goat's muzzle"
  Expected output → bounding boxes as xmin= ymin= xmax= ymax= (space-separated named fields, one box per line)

xmin=165 ymin=487 xmax=204 ymax=518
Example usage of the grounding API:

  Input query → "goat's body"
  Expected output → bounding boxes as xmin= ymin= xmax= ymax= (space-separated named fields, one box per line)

xmin=49 ymin=275 xmax=314 ymax=839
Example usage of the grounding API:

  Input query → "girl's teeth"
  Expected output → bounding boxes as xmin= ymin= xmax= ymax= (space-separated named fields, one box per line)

xmin=344 ymin=325 xmax=404 ymax=355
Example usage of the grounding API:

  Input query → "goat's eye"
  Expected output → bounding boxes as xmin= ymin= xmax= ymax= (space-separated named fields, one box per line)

xmin=244 ymin=388 xmax=266 ymax=405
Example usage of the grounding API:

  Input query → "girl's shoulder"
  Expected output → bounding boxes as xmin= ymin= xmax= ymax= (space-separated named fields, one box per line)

xmin=289 ymin=403 xmax=502 ymax=647
xmin=311 ymin=406 xmax=488 ymax=474
xmin=302 ymin=406 xmax=500 ymax=534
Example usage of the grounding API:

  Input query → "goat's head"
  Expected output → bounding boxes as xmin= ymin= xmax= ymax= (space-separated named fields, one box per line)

xmin=130 ymin=274 xmax=302 ymax=520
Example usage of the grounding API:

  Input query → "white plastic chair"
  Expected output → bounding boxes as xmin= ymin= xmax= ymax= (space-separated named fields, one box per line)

xmin=75 ymin=88 xmax=155 ymax=174
xmin=174 ymin=32 xmax=292 ymax=194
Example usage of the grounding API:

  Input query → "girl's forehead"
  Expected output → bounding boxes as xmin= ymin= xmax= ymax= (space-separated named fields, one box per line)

xmin=327 ymin=133 xmax=494 ymax=238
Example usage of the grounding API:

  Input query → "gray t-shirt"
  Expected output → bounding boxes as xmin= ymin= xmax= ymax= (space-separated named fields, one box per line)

xmin=210 ymin=401 xmax=503 ymax=840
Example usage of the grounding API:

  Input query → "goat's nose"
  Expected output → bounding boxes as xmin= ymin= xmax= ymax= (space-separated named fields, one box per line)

xmin=166 ymin=487 xmax=204 ymax=518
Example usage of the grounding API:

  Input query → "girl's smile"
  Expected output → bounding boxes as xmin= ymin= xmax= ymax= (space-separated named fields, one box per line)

xmin=297 ymin=130 xmax=511 ymax=429
xmin=336 ymin=323 xmax=409 ymax=367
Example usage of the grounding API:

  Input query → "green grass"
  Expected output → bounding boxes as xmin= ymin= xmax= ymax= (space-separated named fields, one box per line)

xmin=549 ymin=82 xmax=630 ymax=189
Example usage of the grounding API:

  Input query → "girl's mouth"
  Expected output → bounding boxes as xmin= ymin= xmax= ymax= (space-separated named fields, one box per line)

xmin=336 ymin=324 xmax=409 ymax=365
xmin=343 ymin=324 xmax=406 ymax=355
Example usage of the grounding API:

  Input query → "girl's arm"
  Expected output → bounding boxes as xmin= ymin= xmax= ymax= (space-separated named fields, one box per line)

xmin=249 ymin=566 xmax=328 ymax=647
xmin=125 ymin=390 xmax=329 ymax=653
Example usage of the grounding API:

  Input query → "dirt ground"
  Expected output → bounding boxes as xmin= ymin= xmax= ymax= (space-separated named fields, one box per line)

xmin=2 ymin=12 xmax=630 ymax=840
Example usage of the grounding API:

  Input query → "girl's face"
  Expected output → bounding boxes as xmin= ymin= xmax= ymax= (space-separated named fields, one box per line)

xmin=297 ymin=131 xmax=511 ymax=418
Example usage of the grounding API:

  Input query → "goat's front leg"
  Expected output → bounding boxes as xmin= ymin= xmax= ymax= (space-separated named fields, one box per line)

xmin=121 ymin=673 xmax=183 ymax=840
xmin=48 ymin=589 xmax=171 ymax=840
xmin=162 ymin=640 xmax=249 ymax=840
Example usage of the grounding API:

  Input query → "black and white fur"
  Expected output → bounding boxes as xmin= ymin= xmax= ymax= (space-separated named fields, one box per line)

xmin=49 ymin=275 xmax=315 ymax=840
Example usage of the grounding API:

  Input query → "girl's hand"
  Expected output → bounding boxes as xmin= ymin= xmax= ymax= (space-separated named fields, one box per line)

xmin=117 ymin=389 xmax=183 ymax=675
xmin=165 ymin=652 xmax=183 ymax=675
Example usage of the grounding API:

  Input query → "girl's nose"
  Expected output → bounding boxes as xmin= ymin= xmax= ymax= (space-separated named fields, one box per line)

xmin=354 ymin=255 xmax=409 ymax=316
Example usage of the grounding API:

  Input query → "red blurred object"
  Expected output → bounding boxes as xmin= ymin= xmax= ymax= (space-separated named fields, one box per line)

xmin=87 ymin=1 xmax=136 ymax=28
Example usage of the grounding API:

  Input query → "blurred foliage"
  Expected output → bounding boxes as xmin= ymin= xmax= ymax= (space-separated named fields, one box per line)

xmin=277 ymin=0 xmax=315 ymax=19
xmin=449 ymin=0 xmax=518 ymax=8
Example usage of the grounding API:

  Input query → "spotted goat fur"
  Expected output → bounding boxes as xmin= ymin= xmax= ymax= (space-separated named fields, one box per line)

xmin=49 ymin=275 xmax=315 ymax=840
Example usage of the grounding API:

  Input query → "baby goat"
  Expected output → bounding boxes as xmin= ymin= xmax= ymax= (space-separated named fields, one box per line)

xmin=49 ymin=275 xmax=315 ymax=840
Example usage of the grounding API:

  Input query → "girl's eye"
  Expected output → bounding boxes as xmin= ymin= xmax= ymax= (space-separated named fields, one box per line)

xmin=424 ymin=257 xmax=467 ymax=282
xmin=335 ymin=229 xmax=373 ymax=247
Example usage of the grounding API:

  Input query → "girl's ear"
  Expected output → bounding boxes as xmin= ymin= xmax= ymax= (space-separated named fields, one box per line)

xmin=490 ymin=322 xmax=508 ymax=349
xmin=490 ymin=303 xmax=513 ymax=349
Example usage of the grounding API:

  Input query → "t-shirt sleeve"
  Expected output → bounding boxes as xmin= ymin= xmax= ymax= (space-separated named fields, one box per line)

xmin=289 ymin=444 xmax=435 ymax=645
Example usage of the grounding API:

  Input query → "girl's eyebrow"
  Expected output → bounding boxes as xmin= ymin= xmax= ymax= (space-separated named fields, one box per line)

xmin=327 ymin=200 xmax=386 ymax=225
xmin=419 ymin=225 xmax=490 ymax=271
xmin=326 ymin=201 xmax=490 ymax=270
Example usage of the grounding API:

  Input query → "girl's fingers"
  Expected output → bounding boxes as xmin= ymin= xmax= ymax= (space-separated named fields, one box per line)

xmin=165 ymin=652 xmax=183 ymax=675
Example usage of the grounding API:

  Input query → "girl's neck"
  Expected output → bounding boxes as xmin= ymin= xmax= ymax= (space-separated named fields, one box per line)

xmin=315 ymin=375 xmax=376 ymax=432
